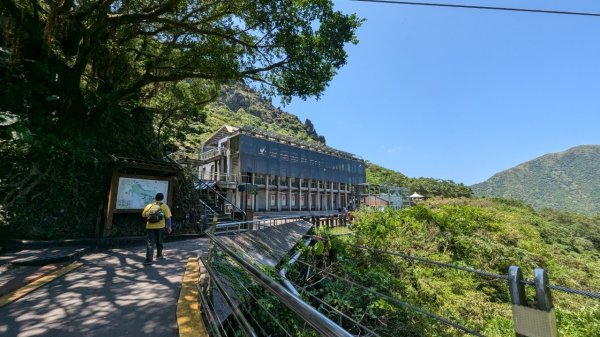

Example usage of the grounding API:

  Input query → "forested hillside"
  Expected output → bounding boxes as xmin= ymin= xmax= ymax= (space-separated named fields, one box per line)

xmin=282 ymin=198 xmax=600 ymax=336
xmin=472 ymin=145 xmax=600 ymax=215
xmin=367 ymin=162 xmax=472 ymax=198
xmin=176 ymin=84 xmax=327 ymax=150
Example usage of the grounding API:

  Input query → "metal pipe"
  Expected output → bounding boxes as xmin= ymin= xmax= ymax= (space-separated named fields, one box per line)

xmin=279 ymin=239 xmax=312 ymax=297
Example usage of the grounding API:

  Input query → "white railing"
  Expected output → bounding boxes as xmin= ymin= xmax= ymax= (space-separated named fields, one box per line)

xmin=199 ymin=148 xmax=222 ymax=161
xmin=199 ymin=171 xmax=239 ymax=183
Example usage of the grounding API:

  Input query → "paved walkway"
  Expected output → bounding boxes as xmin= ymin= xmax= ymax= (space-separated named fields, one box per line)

xmin=0 ymin=238 xmax=209 ymax=337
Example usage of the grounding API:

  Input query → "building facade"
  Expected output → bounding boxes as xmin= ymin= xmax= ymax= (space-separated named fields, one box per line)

xmin=198 ymin=125 xmax=366 ymax=214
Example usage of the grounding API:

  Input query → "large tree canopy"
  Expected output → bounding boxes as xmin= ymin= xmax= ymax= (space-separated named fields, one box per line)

xmin=0 ymin=1 xmax=362 ymax=238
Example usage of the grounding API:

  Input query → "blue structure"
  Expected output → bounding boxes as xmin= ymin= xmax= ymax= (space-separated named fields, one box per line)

xmin=198 ymin=125 xmax=366 ymax=213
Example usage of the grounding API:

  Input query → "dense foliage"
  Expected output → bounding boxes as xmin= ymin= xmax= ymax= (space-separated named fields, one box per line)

xmin=285 ymin=198 xmax=600 ymax=336
xmin=179 ymin=84 xmax=328 ymax=150
xmin=471 ymin=145 xmax=600 ymax=215
xmin=0 ymin=1 xmax=361 ymax=239
xmin=367 ymin=162 xmax=473 ymax=198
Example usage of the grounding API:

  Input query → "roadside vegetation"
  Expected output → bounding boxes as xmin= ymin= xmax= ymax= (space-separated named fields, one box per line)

xmin=210 ymin=198 xmax=599 ymax=336
xmin=284 ymin=198 xmax=600 ymax=336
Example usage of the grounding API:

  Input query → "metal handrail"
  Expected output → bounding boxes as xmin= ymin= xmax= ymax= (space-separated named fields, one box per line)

xmin=196 ymin=177 xmax=246 ymax=220
xmin=212 ymin=215 xmax=314 ymax=235
xmin=206 ymin=233 xmax=353 ymax=337
xmin=210 ymin=213 xmax=347 ymax=235
xmin=279 ymin=239 xmax=311 ymax=297
xmin=198 ymin=199 xmax=216 ymax=215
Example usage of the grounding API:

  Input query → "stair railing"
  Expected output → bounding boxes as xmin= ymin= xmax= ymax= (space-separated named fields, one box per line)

xmin=196 ymin=177 xmax=246 ymax=221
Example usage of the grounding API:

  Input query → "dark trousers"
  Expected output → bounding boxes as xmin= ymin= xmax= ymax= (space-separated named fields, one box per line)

xmin=146 ymin=228 xmax=164 ymax=262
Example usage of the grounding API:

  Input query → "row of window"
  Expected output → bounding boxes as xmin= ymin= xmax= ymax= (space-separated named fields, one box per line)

xmin=241 ymin=174 xmax=351 ymax=190
xmin=237 ymin=135 xmax=365 ymax=184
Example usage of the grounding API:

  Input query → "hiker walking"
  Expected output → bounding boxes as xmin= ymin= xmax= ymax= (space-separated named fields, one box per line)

xmin=141 ymin=193 xmax=172 ymax=265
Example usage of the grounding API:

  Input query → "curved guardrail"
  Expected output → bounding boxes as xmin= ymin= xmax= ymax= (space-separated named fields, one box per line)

xmin=199 ymin=217 xmax=599 ymax=336
xmin=203 ymin=232 xmax=353 ymax=337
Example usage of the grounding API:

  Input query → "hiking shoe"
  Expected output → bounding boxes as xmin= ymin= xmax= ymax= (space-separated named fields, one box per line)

xmin=157 ymin=256 xmax=166 ymax=260
xmin=143 ymin=261 xmax=153 ymax=265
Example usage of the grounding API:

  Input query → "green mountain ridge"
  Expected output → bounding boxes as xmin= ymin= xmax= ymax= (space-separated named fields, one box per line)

xmin=471 ymin=145 xmax=600 ymax=215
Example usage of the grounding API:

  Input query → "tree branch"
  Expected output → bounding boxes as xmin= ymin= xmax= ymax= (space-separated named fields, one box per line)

xmin=241 ymin=59 xmax=289 ymax=76
xmin=107 ymin=0 xmax=178 ymax=25
xmin=112 ymin=71 xmax=219 ymax=101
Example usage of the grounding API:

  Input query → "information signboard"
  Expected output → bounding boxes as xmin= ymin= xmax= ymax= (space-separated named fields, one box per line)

xmin=115 ymin=177 xmax=169 ymax=210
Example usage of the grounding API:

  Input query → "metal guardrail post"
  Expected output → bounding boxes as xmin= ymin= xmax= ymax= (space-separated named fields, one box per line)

xmin=508 ymin=266 xmax=527 ymax=307
xmin=508 ymin=266 xmax=527 ymax=337
xmin=510 ymin=267 xmax=558 ymax=337
xmin=534 ymin=268 xmax=553 ymax=311
xmin=206 ymin=214 xmax=219 ymax=263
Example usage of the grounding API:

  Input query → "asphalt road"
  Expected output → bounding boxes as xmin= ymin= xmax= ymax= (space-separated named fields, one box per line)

xmin=0 ymin=238 xmax=209 ymax=337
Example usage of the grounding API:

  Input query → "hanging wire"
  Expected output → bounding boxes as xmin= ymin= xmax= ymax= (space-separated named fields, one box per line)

xmin=199 ymin=290 xmax=225 ymax=337
xmin=352 ymin=0 xmax=600 ymax=17
xmin=206 ymin=232 xmax=355 ymax=337
xmin=235 ymin=279 xmax=295 ymax=337
xmin=200 ymin=283 xmax=228 ymax=337
xmin=239 ymin=299 xmax=271 ymax=337
xmin=201 ymin=256 xmax=258 ymax=337
xmin=291 ymin=279 xmax=382 ymax=337
xmin=546 ymin=284 xmax=600 ymax=299
xmin=306 ymin=234 xmax=509 ymax=281
xmin=307 ymin=234 xmax=600 ymax=300
xmin=293 ymin=258 xmax=486 ymax=336
xmin=212 ymin=255 xmax=296 ymax=337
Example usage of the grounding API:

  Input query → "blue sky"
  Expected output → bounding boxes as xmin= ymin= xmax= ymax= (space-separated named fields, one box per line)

xmin=277 ymin=0 xmax=600 ymax=185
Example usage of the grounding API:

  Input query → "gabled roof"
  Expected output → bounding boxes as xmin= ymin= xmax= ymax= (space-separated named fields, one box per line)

xmin=111 ymin=155 xmax=180 ymax=174
xmin=203 ymin=125 xmax=239 ymax=147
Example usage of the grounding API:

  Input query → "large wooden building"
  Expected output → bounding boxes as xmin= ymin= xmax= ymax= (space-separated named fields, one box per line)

xmin=197 ymin=125 xmax=366 ymax=214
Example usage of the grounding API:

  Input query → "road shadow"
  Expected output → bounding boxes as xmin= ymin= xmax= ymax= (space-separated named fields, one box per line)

xmin=0 ymin=238 xmax=209 ymax=337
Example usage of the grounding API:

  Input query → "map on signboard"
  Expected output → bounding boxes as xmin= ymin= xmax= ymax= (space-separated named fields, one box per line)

xmin=115 ymin=177 xmax=169 ymax=210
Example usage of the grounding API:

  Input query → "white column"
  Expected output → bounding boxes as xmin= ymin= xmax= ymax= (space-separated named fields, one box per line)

xmin=288 ymin=177 xmax=292 ymax=212
xmin=338 ymin=182 xmax=342 ymax=210
xmin=330 ymin=181 xmax=334 ymax=210
xmin=266 ymin=175 xmax=270 ymax=212
xmin=308 ymin=179 xmax=312 ymax=211
xmin=277 ymin=176 xmax=281 ymax=212
xmin=317 ymin=180 xmax=321 ymax=211
xmin=252 ymin=174 xmax=257 ymax=211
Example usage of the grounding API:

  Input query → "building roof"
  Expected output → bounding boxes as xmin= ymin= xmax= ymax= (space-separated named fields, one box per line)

xmin=409 ymin=192 xmax=424 ymax=198
xmin=203 ymin=125 xmax=240 ymax=147
xmin=238 ymin=125 xmax=362 ymax=161
xmin=111 ymin=155 xmax=181 ymax=174
xmin=201 ymin=124 xmax=363 ymax=161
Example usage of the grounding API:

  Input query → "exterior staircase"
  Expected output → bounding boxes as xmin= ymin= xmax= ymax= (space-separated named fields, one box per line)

xmin=198 ymin=191 xmax=235 ymax=223
xmin=196 ymin=180 xmax=245 ymax=233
